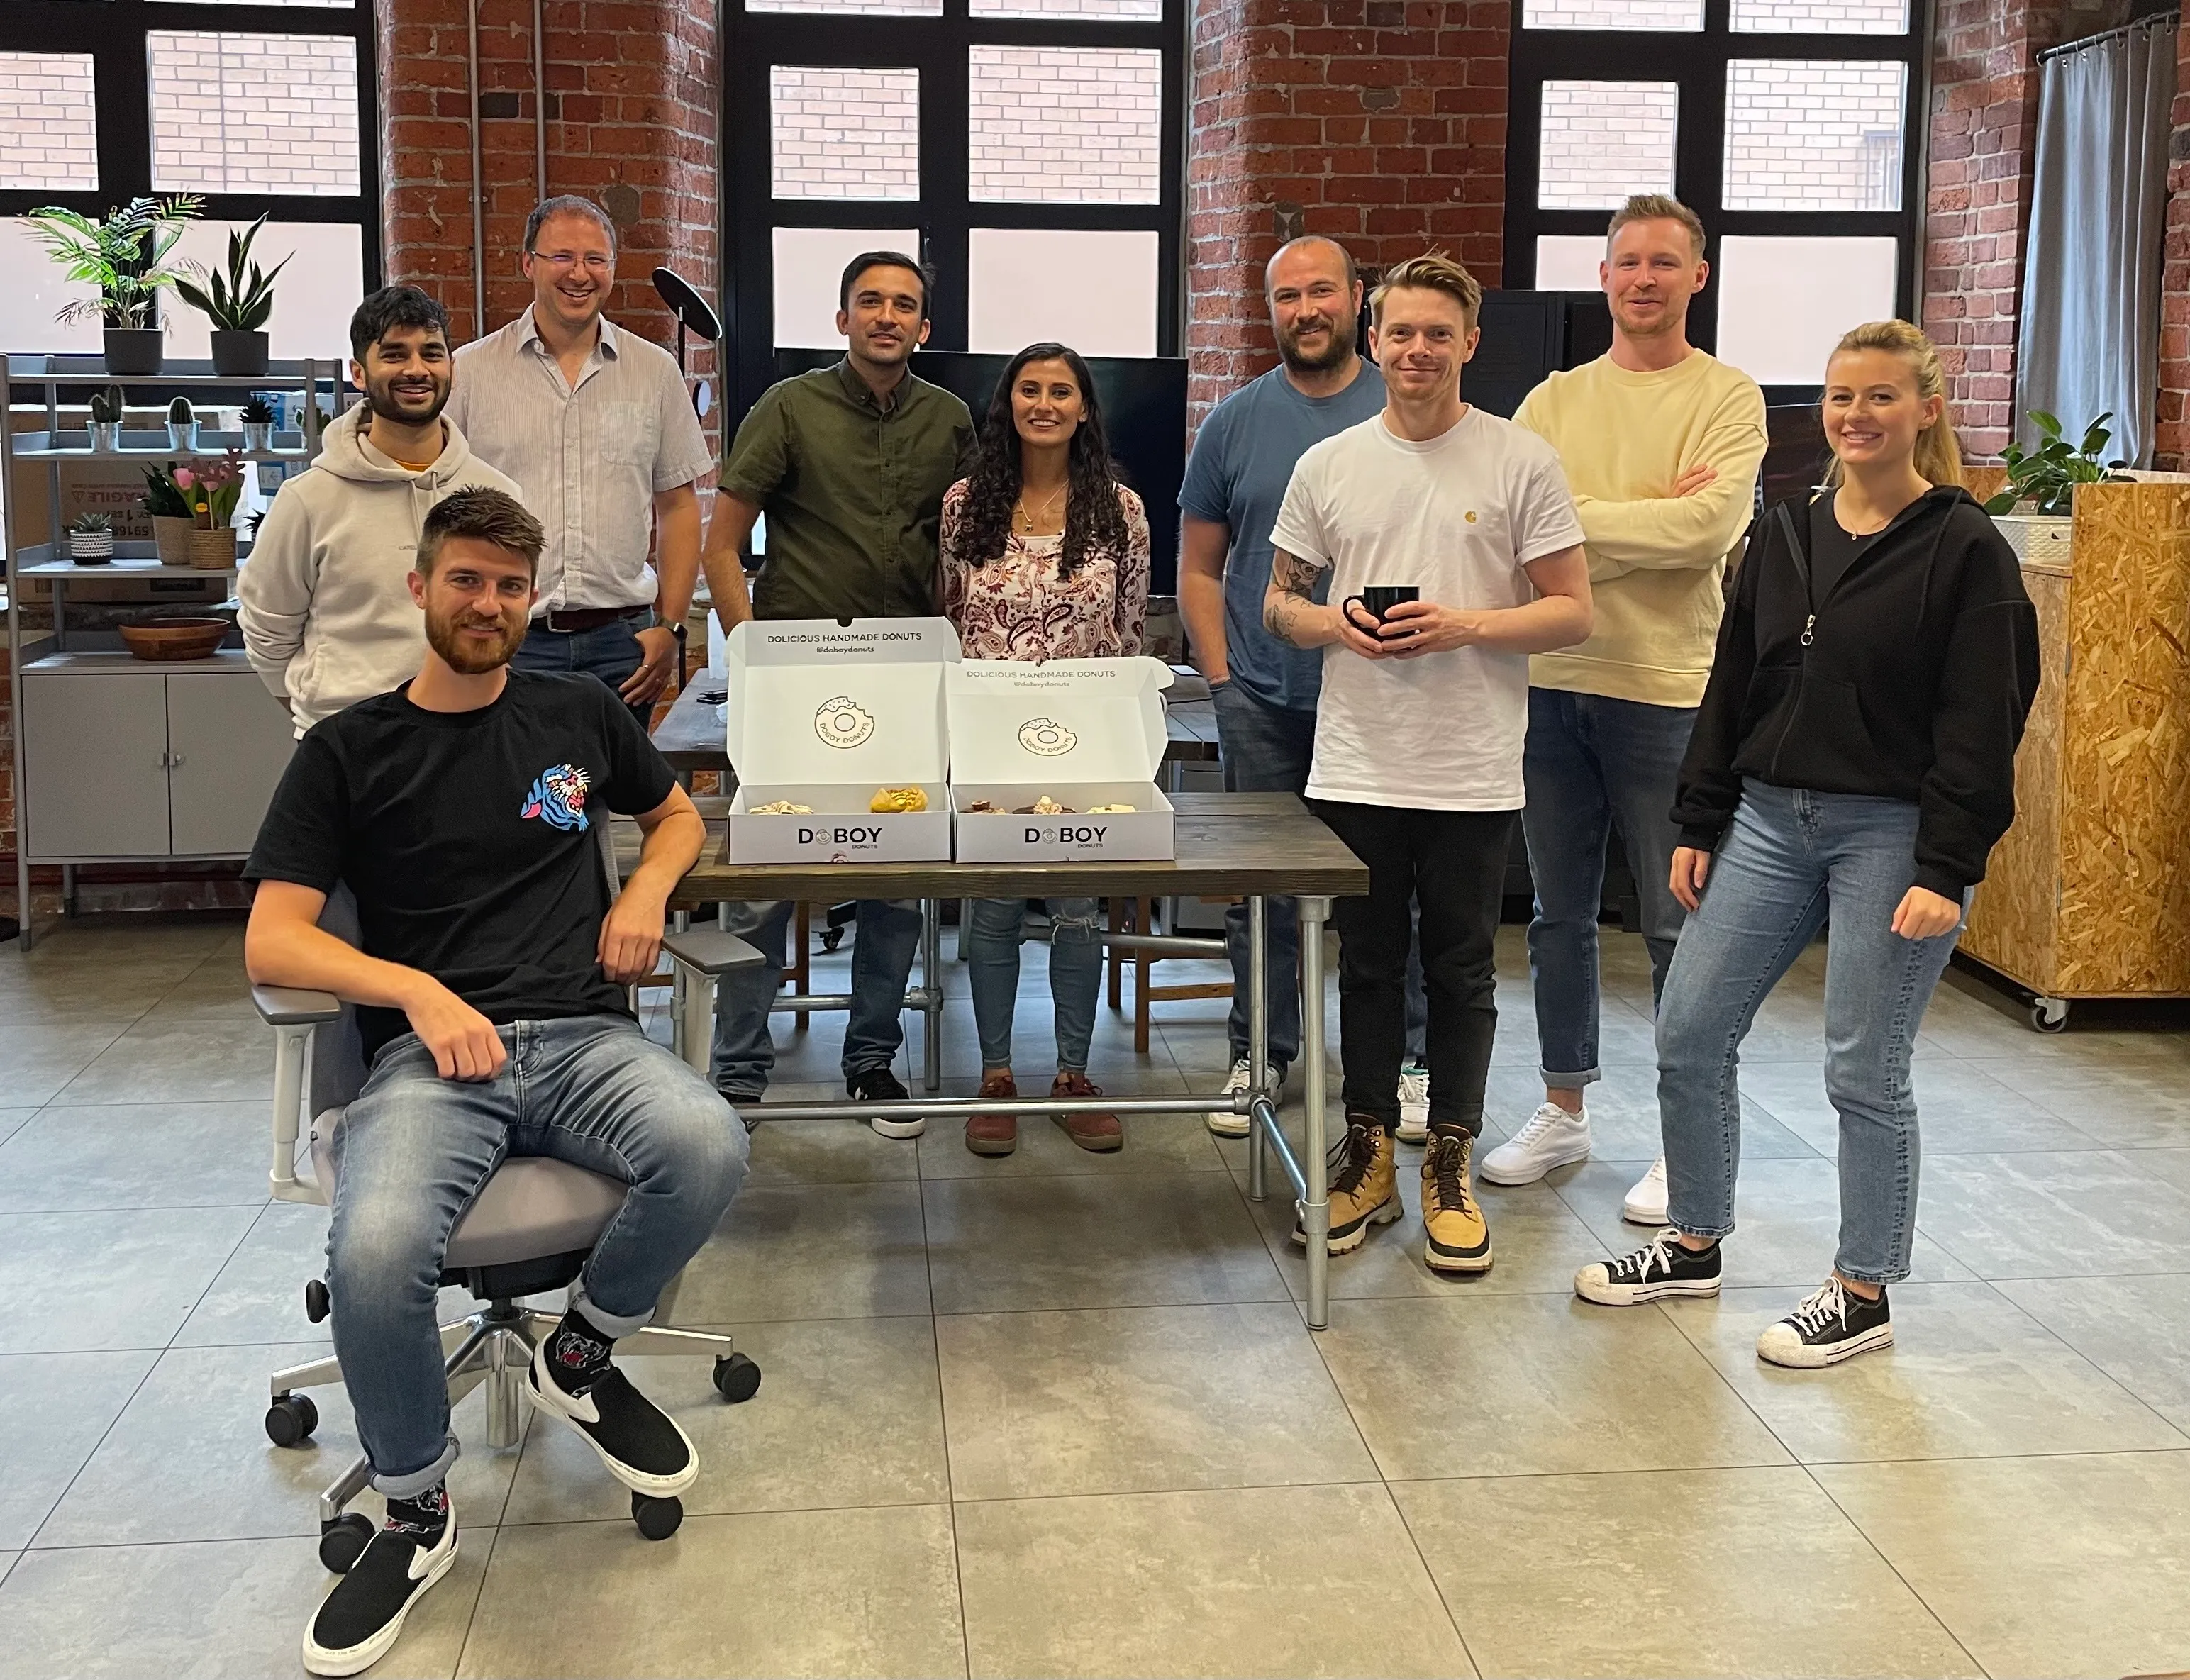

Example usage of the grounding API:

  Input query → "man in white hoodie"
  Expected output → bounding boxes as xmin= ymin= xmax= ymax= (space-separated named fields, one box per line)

xmin=241 ymin=286 xmax=525 ymax=735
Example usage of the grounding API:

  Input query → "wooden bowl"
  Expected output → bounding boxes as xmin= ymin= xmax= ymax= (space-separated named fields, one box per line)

xmin=118 ymin=618 xmax=230 ymax=662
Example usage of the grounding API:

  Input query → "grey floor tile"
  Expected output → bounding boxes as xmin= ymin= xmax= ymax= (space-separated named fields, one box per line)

xmin=1996 ymin=1274 xmax=2190 ymax=1430
xmin=0 ymin=1206 xmax=257 ymax=1354
xmin=0 ymin=1021 xmax=137 ymax=1110
xmin=0 ymin=1350 xmax=157 ymax=1549
xmin=665 ymin=1181 xmax=933 ymax=1323
xmin=1734 ymin=1059 xmax=2103 ymax=1156
xmin=1915 ymin=1150 xmax=2190 ymax=1278
xmin=0 ymin=1101 xmax=271 ymax=1212
xmin=916 ymin=1106 xmax=1222 ymax=1181
xmin=1815 ymin=1452 xmax=2190 ymax=1680
xmin=459 ymin=1504 xmax=966 ymax=1679
xmin=743 ymin=1116 xmax=921 ymax=1186
xmin=2133 ymin=1145 xmax=2190 ymax=1195
xmin=937 ymin=1301 xmax=1374 ymax=1500
xmin=1313 ymin=1292 xmax=1791 ymax=1479
xmin=50 ymin=1013 xmax=274 ymax=1106
xmin=1660 ymin=1281 xmax=2187 ymax=1464
xmin=0 ymin=1112 xmax=33 ymax=1152
xmin=33 ymin=1341 xmax=520 ymax=1547
xmin=1480 ymin=1060 xmax=1816 ymax=1162
xmin=0 ymin=1530 xmax=485 ymax=1680
xmin=1395 ymin=1467 xmax=1979 ymax=1679
xmin=505 ymin=1317 xmax=949 ymax=1521
xmin=922 ymin=1171 xmax=1286 ymax=1313
xmin=955 ymin=1481 xmax=1473 ymax=1679
xmin=1961 ymin=1050 xmax=2190 ymax=1147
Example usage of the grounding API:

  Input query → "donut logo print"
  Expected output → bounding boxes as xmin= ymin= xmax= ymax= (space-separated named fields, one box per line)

xmin=1018 ymin=718 xmax=1077 ymax=757
xmin=814 ymin=696 xmax=875 ymax=750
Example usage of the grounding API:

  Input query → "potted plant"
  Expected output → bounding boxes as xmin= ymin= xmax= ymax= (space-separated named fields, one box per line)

xmin=87 ymin=386 xmax=125 ymax=452
xmin=140 ymin=462 xmax=196 ymax=562
xmin=174 ymin=214 xmax=290 ymax=377
xmin=240 ymin=396 xmax=277 ymax=452
xmin=1984 ymin=410 xmax=2133 ymax=566
xmin=23 ymin=195 xmax=204 ymax=375
xmin=175 ymin=452 xmax=245 ymax=569
xmin=67 ymin=511 xmax=115 ymax=564
xmin=167 ymin=396 xmax=196 ymax=453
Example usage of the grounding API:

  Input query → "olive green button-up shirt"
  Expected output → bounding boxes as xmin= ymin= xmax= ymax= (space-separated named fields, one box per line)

xmin=721 ymin=357 xmax=977 ymax=621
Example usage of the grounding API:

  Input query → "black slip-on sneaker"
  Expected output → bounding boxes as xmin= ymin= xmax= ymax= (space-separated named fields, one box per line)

xmin=526 ymin=1336 xmax=699 ymax=1496
xmin=301 ymin=1513 xmax=456 ymax=1676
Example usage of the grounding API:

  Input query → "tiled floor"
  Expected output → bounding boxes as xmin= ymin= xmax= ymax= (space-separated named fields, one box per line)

xmin=3 ymin=914 xmax=2189 ymax=1679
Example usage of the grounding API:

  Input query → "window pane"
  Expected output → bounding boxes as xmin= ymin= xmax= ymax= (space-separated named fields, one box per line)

xmin=0 ymin=53 xmax=97 ymax=191
xmin=1538 ymin=80 xmax=1677 ymax=209
xmin=748 ymin=0 xmax=943 ymax=13
xmin=163 ymin=220 xmax=364 ymax=360
xmin=1733 ymin=0 xmax=1906 ymax=33
xmin=1716 ymin=235 xmax=1896 ymax=385
xmin=1723 ymin=60 xmax=1905 ymax=211
xmin=772 ymin=226 xmax=921 ymax=350
xmin=969 ymin=227 xmax=1157 ymax=356
xmin=1535 ymin=234 xmax=1603 ymax=289
xmin=971 ymin=0 xmax=1162 ymax=17
xmin=772 ymin=67 xmax=918 ymax=201
xmin=149 ymin=33 xmax=360 ymax=196
xmin=2 ymin=218 xmax=103 ymax=354
xmin=969 ymin=46 xmax=1161 ymax=204
xmin=1523 ymin=0 xmax=1701 ymax=27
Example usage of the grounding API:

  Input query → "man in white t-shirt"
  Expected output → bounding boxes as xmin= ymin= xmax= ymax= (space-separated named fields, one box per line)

xmin=1264 ymin=251 xmax=1591 ymax=1274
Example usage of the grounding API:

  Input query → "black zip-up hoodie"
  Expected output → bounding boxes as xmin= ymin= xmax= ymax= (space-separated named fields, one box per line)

xmin=1671 ymin=485 xmax=2040 ymax=899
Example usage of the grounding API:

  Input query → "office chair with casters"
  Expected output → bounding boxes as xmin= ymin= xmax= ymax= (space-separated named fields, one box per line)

xmin=252 ymin=827 xmax=764 ymax=1566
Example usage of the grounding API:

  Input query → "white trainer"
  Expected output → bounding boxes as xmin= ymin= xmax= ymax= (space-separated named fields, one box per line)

xmin=1206 ymin=1059 xmax=1253 ymax=1137
xmin=1396 ymin=1064 xmax=1430 ymax=1144
xmin=1479 ymin=1101 xmax=1591 ymax=1184
xmin=1623 ymin=1155 xmax=1669 ymax=1225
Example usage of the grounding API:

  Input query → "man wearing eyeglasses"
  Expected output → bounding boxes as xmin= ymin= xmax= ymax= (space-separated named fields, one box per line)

xmin=445 ymin=195 xmax=714 ymax=724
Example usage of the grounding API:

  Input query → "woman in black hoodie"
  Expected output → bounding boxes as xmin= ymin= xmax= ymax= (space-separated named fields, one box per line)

xmin=1574 ymin=319 xmax=2040 ymax=1367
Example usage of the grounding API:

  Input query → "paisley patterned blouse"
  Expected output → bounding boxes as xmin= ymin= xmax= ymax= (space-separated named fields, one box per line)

xmin=938 ymin=478 xmax=1151 ymax=661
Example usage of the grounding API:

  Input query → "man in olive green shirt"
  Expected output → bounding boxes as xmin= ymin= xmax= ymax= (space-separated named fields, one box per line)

xmin=701 ymin=250 xmax=975 ymax=1136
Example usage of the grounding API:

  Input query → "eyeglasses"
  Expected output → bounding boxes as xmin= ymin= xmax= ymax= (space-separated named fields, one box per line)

xmin=530 ymin=251 xmax=612 ymax=274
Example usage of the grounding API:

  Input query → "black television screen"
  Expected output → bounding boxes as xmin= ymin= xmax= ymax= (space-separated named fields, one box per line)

xmin=1465 ymin=291 xmax=1613 ymax=418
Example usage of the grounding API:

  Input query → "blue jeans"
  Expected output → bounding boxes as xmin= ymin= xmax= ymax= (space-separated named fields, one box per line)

xmin=1521 ymin=686 xmax=1696 ymax=1089
xmin=709 ymin=898 xmax=923 ymax=1097
xmin=326 ymin=1015 xmax=747 ymax=1497
xmin=966 ymin=897 xmax=1102 ymax=1073
xmin=512 ymin=616 xmax=650 ymax=723
xmin=1656 ymin=783 xmax=1965 ymax=1284
xmin=1213 ymin=681 xmax=1425 ymax=1069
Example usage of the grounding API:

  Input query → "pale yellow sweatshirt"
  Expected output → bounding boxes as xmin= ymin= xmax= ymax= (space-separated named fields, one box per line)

xmin=1513 ymin=351 xmax=1767 ymax=708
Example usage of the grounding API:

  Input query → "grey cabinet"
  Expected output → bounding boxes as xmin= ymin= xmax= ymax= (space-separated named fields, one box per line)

xmin=167 ymin=672 xmax=296 ymax=855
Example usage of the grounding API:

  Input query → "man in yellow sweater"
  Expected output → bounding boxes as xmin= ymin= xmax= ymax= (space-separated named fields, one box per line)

xmin=1484 ymin=194 xmax=1767 ymax=1225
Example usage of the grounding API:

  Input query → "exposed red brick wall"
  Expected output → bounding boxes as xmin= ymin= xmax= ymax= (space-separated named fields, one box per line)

xmin=1184 ymin=0 xmax=1509 ymax=433
xmin=1921 ymin=0 xmax=2068 ymax=462
xmin=2153 ymin=19 xmax=2190 ymax=471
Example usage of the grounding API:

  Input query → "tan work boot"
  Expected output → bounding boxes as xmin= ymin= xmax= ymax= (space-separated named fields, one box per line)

xmin=1051 ymin=1071 xmax=1122 ymax=1152
xmin=965 ymin=1071 xmax=1018 ymax=1156
xmin=1421 ymin=1130 xmax=1493 ymax=1273
xmin=1293 ymin=1118 xmax=1400 ymax=1253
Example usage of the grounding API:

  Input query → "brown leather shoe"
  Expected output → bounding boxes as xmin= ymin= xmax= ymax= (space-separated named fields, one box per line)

xmin=966 ymin=1071 xmax=1019 ymax=1156
xmin=1050 ymin=1071 xmax=1122 ymax=1152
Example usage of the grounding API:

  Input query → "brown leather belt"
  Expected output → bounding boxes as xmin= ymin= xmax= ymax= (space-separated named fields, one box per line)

xmin=538 ymin=604 xmax=648 ymax=633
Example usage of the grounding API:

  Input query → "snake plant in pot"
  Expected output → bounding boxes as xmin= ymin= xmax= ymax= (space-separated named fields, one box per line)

xmin=23 ymin=196 xmax=204 ymax=375
xmin=175 ymin=215 xmax=291 ymax=377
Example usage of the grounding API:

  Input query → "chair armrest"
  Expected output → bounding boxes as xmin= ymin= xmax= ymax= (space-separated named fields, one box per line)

xmin=252 ymin=984 xmax=343 ymax=1025
xmin=661 ymin=928 xmax=765 ymax=976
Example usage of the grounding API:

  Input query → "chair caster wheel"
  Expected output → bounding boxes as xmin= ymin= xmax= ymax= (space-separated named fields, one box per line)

xmin=265 ymin=1392 xmax=318 ymax=1447
xmin=2030 ymin=997 xmax=2069 ymax=1033
xmin=819 ymin=928 xmax=844 ymax=952
xmin=319 ymin=1512 xmax=376 ymax=1573
xmin=632 ymin=1492 xmax=682 ymax=1540
xmin=713 ymin=1352 xmax=761 ymax=1402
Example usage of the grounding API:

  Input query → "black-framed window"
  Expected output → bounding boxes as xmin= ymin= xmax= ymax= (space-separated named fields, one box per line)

xmin=1503 ymin=0 xmax=1926 ymax=399
xmin=723 ymin=0 xmax=1186 ymax=417
xmin=0 ymin=0 xmax=380 ymax=360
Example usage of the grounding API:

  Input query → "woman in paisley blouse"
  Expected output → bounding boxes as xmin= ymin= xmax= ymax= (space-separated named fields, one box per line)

xmin=940 ymin=342 xmax=1151 ymax=1158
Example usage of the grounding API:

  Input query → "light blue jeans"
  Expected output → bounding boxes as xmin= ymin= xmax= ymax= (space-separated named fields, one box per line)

xmin=1656 ymin=782 xmax=1965 ymax=1284
xmin=327 ymin=1015 xmax=748 ymax=1497
xmin=709 ymin=898 xmax=924 ymax=1097
xmin=966 ymin=897 xmax=1103 ymax=1074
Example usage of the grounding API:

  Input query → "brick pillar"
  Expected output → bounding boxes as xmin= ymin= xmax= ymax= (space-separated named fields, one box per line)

xmin=1921 ymin=0 xmax=2068 ymax=462
xmin=2153 ymin=21 xmax=2190 ymax=471
xmin=1185 ymin=0 xmax=1510 ymax=434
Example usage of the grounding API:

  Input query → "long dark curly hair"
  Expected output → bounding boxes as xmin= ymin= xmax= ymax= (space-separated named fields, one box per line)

xmin=955 ymin=343 xmax=1129 ymax=580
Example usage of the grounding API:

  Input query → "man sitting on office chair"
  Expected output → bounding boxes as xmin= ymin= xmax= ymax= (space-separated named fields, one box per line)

xmin=243 ymin=486 xmax=747 ymax=1677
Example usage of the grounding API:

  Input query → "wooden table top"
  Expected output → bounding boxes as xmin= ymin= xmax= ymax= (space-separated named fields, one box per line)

xmin=630 ymin=791 xmax=1367 ymax=904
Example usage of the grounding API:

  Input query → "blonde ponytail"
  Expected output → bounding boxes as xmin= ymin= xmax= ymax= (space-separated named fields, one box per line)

xmin=1821 ymin=318 xmax=1964 ymax=490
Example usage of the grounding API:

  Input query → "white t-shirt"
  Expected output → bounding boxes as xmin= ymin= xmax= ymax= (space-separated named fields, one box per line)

xmin=1269 ymin=406 xmax=1584 ymax=810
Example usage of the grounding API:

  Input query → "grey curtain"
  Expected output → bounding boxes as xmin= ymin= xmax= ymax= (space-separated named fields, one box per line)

xmin=2016 ymin=16 xmax=2177 ymax=467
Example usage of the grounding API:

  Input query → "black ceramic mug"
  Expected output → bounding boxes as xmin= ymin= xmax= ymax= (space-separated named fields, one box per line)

xmin=1344 ymin=584 xmax=1419 ymax=630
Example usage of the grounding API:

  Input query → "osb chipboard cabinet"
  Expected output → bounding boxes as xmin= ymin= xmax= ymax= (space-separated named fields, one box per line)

xmin=1961 ymin=480 xmax=2190 ymax=1001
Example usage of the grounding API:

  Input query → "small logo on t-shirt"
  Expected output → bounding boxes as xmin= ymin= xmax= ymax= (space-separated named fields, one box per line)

xmin=520 ymin=764 xmax=592 ymax=832
xmin=1464 ymin=510 xmax=1479 ymax=523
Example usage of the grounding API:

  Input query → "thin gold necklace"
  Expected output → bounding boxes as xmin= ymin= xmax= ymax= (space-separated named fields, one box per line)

xmin=1016 ymin=482 xmax=1067 ymax=533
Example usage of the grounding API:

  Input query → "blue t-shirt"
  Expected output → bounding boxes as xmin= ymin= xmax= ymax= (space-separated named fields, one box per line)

xmin=1178 ymin=360 xmax=1387 ymax=713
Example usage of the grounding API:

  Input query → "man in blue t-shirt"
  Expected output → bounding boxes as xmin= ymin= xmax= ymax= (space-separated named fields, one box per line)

xmin=1179 ymin=235 xmax=1429 ymax=1138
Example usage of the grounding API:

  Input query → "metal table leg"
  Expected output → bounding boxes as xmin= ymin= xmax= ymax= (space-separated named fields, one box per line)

xmin=1299 ymin=894 xmax=1332 ymax=1329
xmin=1246 ymin=894 xmax=1268 ymax=1201
xmin=921 ymin=897 xmax=943 ymax=1094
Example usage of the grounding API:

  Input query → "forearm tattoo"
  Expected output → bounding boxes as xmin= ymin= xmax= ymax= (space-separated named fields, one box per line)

xmin=1262 ymin=548 xmax=1323 ymax=645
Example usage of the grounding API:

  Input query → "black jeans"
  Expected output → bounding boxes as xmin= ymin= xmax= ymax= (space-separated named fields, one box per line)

xmin=1309 ymin=800 xmax=1513 ymax=1137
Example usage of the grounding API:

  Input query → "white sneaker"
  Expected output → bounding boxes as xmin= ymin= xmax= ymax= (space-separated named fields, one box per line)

xmin=1623 ymin=1156 xmax=1669 ymax=1225
xmin=1479 ymin=1101 xmax=1591 ymax=1184
xmin=1395 ymin=1064 xmax=1431 ymax=1144
xmin=1206 ymin=1059 xmax=1253 ymax=1137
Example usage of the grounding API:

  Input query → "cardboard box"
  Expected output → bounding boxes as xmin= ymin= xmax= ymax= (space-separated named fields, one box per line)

xmin=947 ymin=657 xmax=1176 ymax=862
xmin=723 ymin=617 xmax=958 ymax=863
